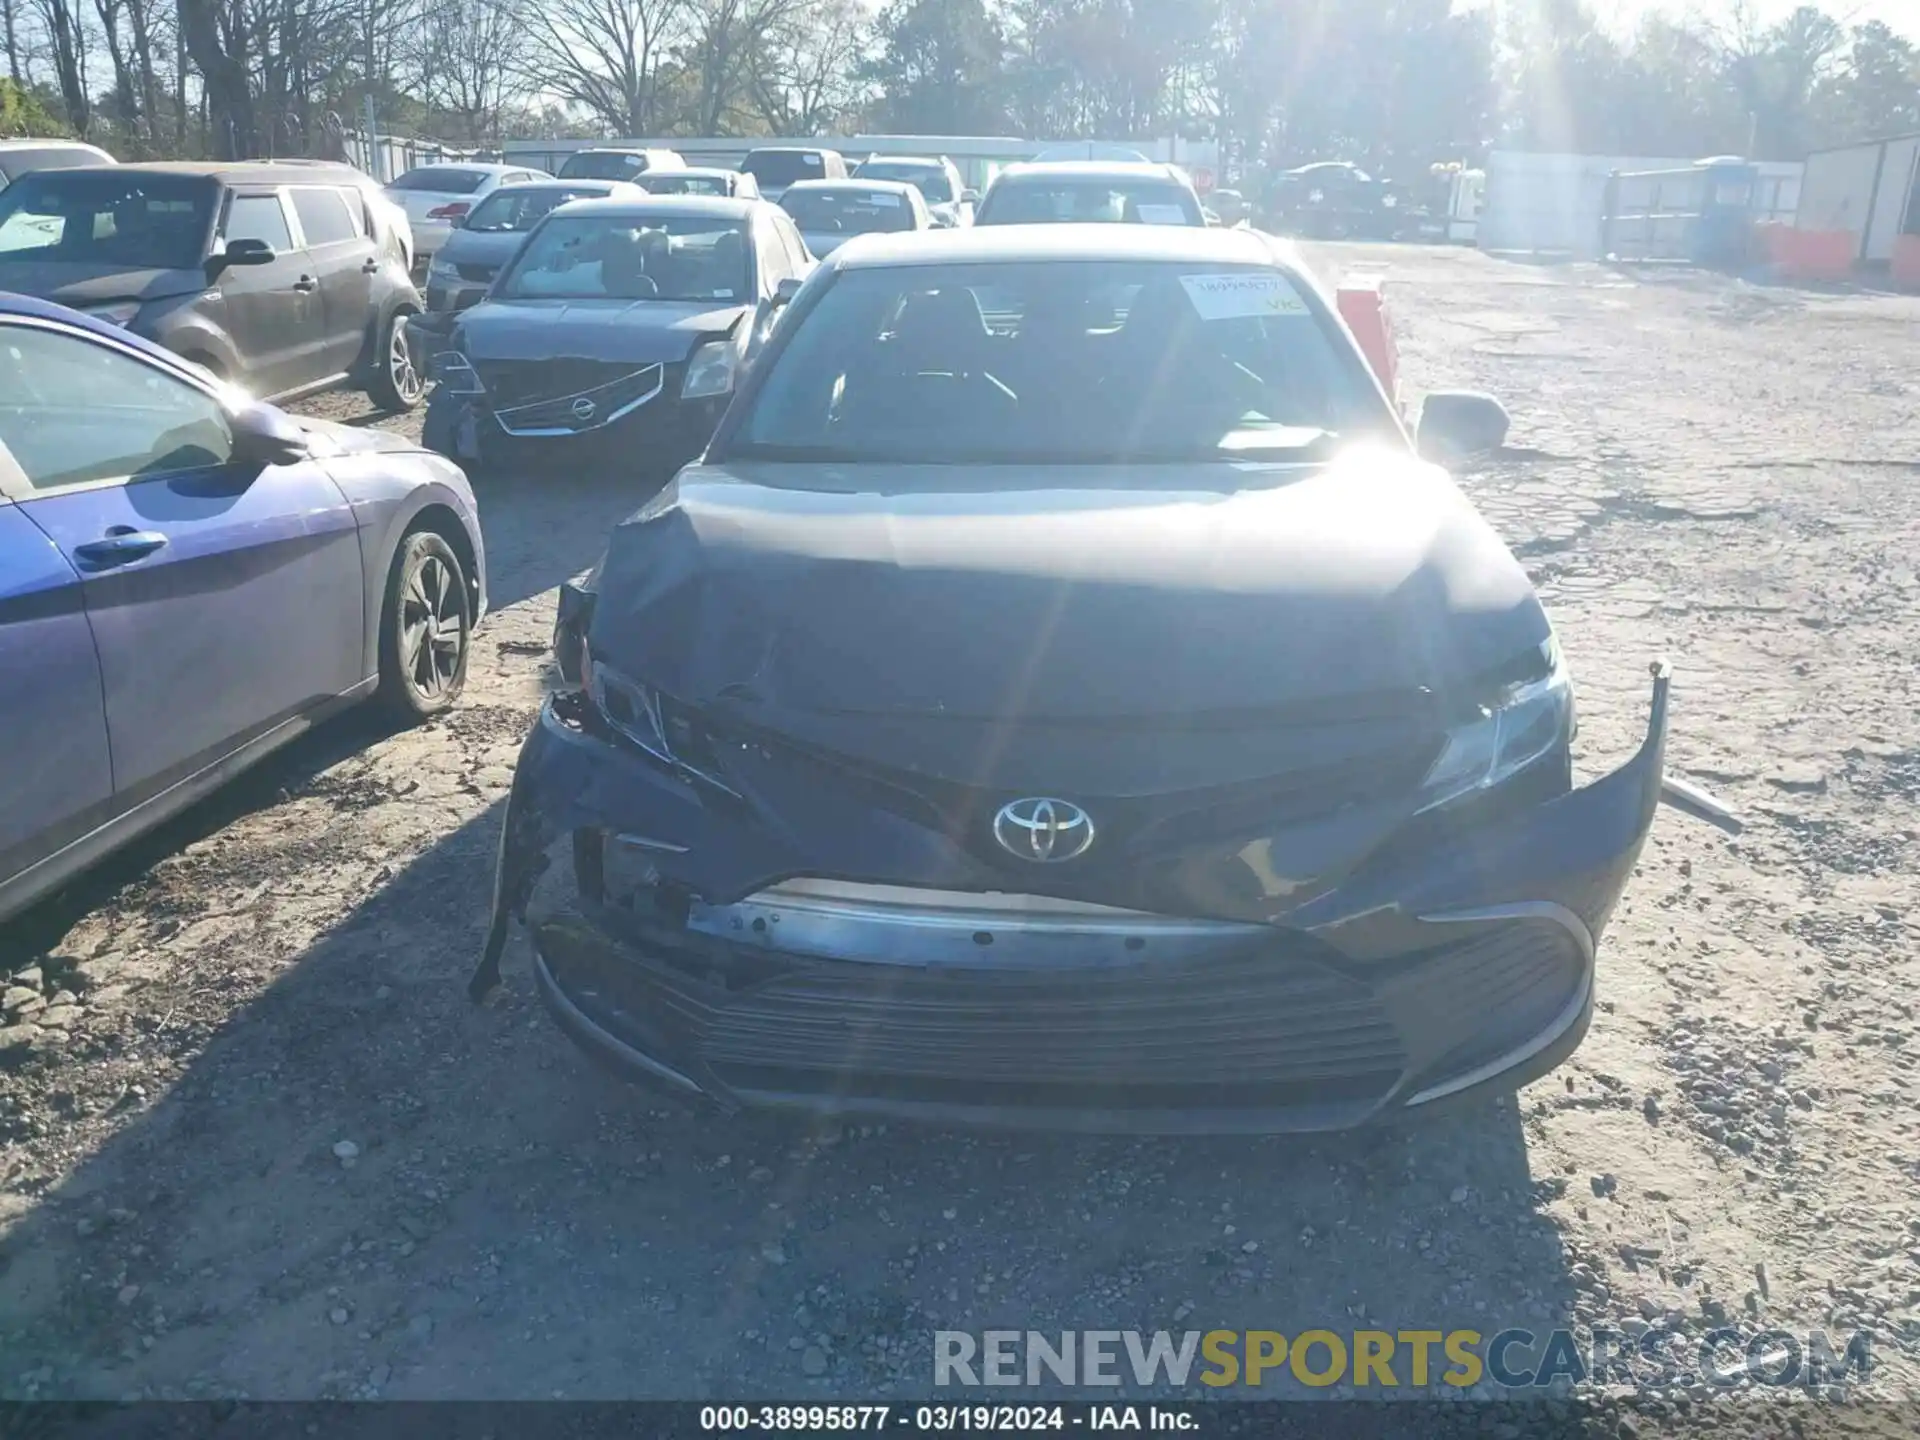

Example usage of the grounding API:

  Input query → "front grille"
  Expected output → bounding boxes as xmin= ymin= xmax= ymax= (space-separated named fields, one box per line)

xmin=473 ymin=357 xmax=660 ymax=408
xmin=493 ymin=363 xmax=665 ymax=435
xmin=718 ymin=723 xmax=1437 ymax=863
xmin=455 ymin=262 xmax=498 ymax=282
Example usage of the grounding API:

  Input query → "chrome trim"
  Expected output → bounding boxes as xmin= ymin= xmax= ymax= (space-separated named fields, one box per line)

xmin=493 ymin=363 xmax=664 ymax=437
xmin=612 ymin=832 xmax=690 ymax=855
xmin=1402 ymin=900 xmax=1595 ymax=1106
xmin=683 ymin=877 xmax=1268 ymax=970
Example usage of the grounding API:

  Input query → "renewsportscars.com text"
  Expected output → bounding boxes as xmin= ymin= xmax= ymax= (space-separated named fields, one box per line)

xmin=933 ymin=1328 xmax=1872 ymax=1391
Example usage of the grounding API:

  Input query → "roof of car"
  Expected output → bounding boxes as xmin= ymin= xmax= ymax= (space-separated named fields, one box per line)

xmin=781 ymin=178 xmax=921 ymax=197
xmin=657 ymin=167 xmax=738 ymax=179
xmin=497 ymin=178 xmax=633 ymax=192
xmin=857 ymin=155 xmax=947 ymax=168
xmin=541 ymin=194 xmax=762 ymax=220
xmin=0 ymin=138 xmax=114 ymax=154
xmin=40 ymin=160 xmax=375 ymax=185
xmin=827 ymin=223 xmax=1292 ymax=272
xmin=399 ymin=161 xmax=521 ymax=175
xmin=743 ymin=145 xmax=841 ymax=156
xmin=0 ymin=290 xmax=199 ymax=370
xmin=991 ymin=160 xmax=1188 ymax=184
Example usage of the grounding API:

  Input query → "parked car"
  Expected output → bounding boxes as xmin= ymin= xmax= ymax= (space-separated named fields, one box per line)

xmin=737 ymin=146 xmax=847 ymax=202
xmin=0 ymin=138 xmax=115 ymax=192
xmin=974 ymin=161 xmax=1207 ymax=227
xmin=274 ymin=158 xmax=415 ymax=270
xmin=850 ymin=154 xmax=975 ymax=227
xmin=558 ymin=148 xmax=686 ymax=182
xmin=420 ymin=194 xmax=813 ymax=471
xmin=1262 ymin=161 xmax=1408 ymax=240
xmin=778 ymin=178 xmax=932 ymax=257
xmin=385 ymin=162 xmax=551 ymax=265
xmin=0 ymin=293 xmax=486 ymax=924
xmin=1030 ymin=142 xmax=1151 ymax=163
xmin=639 ymin=168 xmax=760 ymax=200
xmin=476 ymin=223 xmax=1734 ymax=1132
xmin=0 ymin=162 xmax=428 ymax=409
xmin=423 ymin=179 xmax=646 ymax=313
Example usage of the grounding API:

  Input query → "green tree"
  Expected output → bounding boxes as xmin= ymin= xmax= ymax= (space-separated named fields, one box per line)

xmin=864 ymin=0 xmax=1007 ymax=134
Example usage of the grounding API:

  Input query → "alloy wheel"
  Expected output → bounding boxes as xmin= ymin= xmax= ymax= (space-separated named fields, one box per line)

xmin=389 ymin=315 xmax=424 ymax=405
xmin=400 ymin=553 xmax=463 ymax=700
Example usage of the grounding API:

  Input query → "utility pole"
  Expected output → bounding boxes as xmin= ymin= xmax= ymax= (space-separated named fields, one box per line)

xmin=364 ymin=0 xmax=380 ymax=178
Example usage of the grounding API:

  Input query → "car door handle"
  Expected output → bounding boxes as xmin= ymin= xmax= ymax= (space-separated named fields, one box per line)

xmin=293 ymin=275 xmax=317 ymax=293
xmin=74 ymin=529 xmax=169 ymax=566
xmin=361 ymin=257 xmax=380 ymax=274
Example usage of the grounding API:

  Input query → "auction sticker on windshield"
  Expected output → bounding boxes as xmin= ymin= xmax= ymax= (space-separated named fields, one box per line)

xmin=1136 ymin=204 xmax=1191 ymax=225
xmin=1180 ymin=272 xmax=1311 ymax=319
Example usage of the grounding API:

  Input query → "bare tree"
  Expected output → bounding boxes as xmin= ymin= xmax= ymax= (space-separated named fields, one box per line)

xmin=31 ymin=0 xmax=87 ymax=133
xmin=420 ymin=0 xmax=529 ymax=144
xmin=747 ymin=0 xmax=869 ymax=135
xmin=524 ymin=0 xmax=690 ymax=136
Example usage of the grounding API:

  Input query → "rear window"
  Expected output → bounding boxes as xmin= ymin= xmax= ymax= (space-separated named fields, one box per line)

xmin=465 ymin=186 xmax=610 ymax=231
xmin=853 ymin=162 xmax=953 ymax=203
xmin=730 ymin=260 xmax=1385 ymax=467
xmin=388 ymin=167 xmax=491 ymax=194
xmin=779 ymin=188 xmax=916 ymax=235
xmin=644 ymin=174 xmax=729 ymax=197
xmin=978 ymin=181 xmax=1203 ymax=227
xmin=742 ymin=151 xmax=830 ymax=187
xmin=559 ymin=152 xmax=650 ymax=180
xmin=0 ymin=171 xmax=216 ymax=270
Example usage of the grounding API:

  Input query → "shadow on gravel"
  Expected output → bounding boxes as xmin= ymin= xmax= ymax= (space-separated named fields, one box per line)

xmin=468 ymin=464 xmax=675 ymax=613
xmin=1 ymin=778 xmax=1581 ymax=1403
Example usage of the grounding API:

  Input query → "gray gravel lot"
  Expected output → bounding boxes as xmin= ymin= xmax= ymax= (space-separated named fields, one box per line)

xmin=2 ymin=243 xmax=1918 ymax=1407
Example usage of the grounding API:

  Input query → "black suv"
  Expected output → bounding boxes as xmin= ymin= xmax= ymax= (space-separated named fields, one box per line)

xmin=0 ymin=161 xmax=426 ymax=409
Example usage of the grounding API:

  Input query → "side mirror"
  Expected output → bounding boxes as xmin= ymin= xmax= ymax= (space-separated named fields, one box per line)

xmin=229 ymin=401 xmax=310 ymax=468
xmin=1417 ymin=391 xmax=1509 ymax=462
xmin=773 ymin=277 xmax=803 ymax=306
xmin=208 ymin=236 xmax=275 ymax=277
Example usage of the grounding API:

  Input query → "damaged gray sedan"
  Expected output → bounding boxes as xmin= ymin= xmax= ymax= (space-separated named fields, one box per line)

xmin=474 ymin=225 xmax=1734 ymax=1134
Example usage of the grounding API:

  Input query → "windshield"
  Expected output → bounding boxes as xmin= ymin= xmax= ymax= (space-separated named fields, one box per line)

xmin=743 ymin=151 xmax=829 ymax=187
xmin=389 ymin=167 xmax=490 ymax=194
xmin=978 ymin=181 xmax=1203 ymax=227
xmin=854 ymin=162 xmax=953 ymax=203
xmin=496 ymin=214 xmax=749 ymax=302
xmin=731 ymin=260 xmax=1387 ymax=465
xmin=779 ymin=188 xmax=916 ymax=236
xmin=559 ymin=152 xmax=649 ymax=180
xmin=0 ymin=172 xmax=217 ymax=269
xmin=465 ymin=186 xmax=610 ymax=233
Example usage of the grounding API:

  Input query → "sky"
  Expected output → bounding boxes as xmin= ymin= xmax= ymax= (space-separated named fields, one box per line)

xmin=1464 ymin=0 xmax=1920 ymax=40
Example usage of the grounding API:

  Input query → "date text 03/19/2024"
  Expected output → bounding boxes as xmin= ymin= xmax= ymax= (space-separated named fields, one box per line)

xmin=698 ymin=1406 xmax=1193 ymax=1431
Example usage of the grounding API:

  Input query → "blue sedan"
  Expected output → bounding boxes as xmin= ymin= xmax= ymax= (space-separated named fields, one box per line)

xmin=0 ymin=293 xmax=487 ymax=923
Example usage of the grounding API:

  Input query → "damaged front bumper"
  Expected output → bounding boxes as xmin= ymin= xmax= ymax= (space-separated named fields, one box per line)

xmin=472 ymin=662 xmax=1731 ymax=1134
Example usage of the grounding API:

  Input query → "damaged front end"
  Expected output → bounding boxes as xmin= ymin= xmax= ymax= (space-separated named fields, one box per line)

xmin=475 ymin=579 xmax=1734 ymax=1132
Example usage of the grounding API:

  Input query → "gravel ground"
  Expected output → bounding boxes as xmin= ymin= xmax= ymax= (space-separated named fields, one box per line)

xmin=2 ymin=244 xmax=1918 ymax=1413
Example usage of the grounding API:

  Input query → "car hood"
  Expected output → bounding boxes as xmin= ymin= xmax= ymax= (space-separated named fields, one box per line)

xmin=453 ymin=298 xmax=748 ymax=364
xmin=436 ymin=230 xmax=529 ymax=270
xmin=294 ymin=415 xmax=425 ymax=458
xmin=587 ymin=446 xmax=1549 ymax=793
xmin=0 ymin=261 xmax=205 ymax=308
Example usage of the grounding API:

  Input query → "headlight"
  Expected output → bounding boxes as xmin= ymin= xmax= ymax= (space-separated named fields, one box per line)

xmin=682 ymin=339 xmax=737 ymax=399
xmin=432 ymin=350 xmax=484 ymax=393
xmin=84 ymin=300 xmax=140 ymax=327
xmin=1416 ymin=637 xmax=1573 ymax=813
xmin=587 ymin=657 xmax=673 ymax=760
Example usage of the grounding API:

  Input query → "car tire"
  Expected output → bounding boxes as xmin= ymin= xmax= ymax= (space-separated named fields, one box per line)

xmin=367 ymin=309 xmax=425 ymax=413
xmin=374 ymin=529 xmax=471 ymax=723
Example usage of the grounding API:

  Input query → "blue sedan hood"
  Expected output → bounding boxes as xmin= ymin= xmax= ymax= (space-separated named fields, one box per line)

xmin=453 ymin=298 xmax=749 ymax=365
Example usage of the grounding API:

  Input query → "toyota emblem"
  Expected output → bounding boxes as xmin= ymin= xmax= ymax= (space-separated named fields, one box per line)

xmin=570 ymin=397 xmax=597 ymax=422
xmin=993 ymin=797 xmax=1095 ymax=863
